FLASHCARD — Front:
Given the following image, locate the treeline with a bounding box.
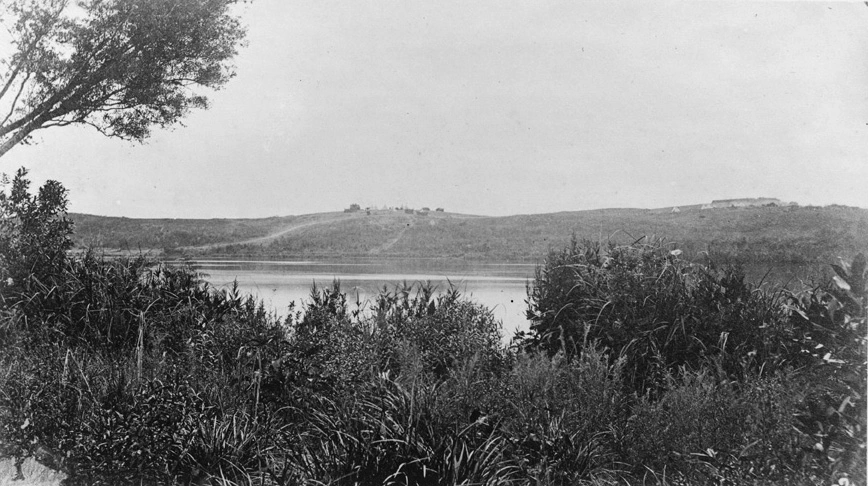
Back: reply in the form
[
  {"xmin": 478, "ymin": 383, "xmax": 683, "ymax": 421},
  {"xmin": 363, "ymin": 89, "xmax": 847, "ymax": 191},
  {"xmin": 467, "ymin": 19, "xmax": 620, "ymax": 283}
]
[{"xmin": 1, "ymin": 172, "xmax": 866, "ymax": 485}]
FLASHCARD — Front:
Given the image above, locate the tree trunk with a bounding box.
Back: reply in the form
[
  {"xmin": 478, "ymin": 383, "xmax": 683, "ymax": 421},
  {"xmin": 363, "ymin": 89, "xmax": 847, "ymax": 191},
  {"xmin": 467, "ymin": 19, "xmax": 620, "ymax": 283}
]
[{"xmin": 0, "ymin": 115, "xmax": 51, "ymax": 159}]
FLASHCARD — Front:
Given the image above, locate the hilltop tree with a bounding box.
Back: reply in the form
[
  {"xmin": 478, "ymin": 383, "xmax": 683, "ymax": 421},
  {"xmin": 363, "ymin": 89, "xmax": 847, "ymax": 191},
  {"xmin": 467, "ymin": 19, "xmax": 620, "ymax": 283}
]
[{"xmin": 0, "ymin": 0, "xmax": 247, "ymax": 159}]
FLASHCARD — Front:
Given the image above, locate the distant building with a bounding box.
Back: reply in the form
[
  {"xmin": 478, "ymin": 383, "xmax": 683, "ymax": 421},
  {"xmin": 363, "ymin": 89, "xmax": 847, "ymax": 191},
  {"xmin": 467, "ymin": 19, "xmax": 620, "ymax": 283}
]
[
  {"xmin": 344, "ymin": 203, "xmax": 361, "ymax": 213},
  {"xmin": 671, "ymin": 206, "xmax": 681, "ymax": 213},
  {"xmin": 710, "ymin": 198, "xmax": 781, "ymax": 209},
  {"xmin": 435, "ymin": 208, "xmax": 444, "ymax": 212},
  {"xmin": 421, "ymin": 207, "xmax": 430, "ymax": 212}
]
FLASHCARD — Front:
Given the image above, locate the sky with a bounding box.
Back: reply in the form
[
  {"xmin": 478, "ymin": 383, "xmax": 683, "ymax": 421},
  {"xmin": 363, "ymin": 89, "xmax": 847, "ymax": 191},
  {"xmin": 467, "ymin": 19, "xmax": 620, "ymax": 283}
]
[{"xmin": 3, "ymin": 0, "xmax": 867, "ymax": 218}]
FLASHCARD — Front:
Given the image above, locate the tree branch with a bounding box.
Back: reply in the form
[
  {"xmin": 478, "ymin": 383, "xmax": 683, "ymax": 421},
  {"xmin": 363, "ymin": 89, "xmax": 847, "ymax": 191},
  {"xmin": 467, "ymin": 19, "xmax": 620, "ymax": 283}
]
[
  {"xmin": 0, "ymin": 64, "xmax": 23, "ymax": 103},
  {"xmin": 0, "ymin": 0, "xmax": 245, "ymax": 160},
  {"xmin": 42, "ymin": 119, "xmax": 75, "ymax": 128},
  {"xmin": 0, "ymin": 110, "xmax": 55, "ymax": 158},
  {"xmin": 0, "ymin": 1, "xmax": 67, "ymax": 101},
  {"xmin": 0, "ymin": 59, "xmax": 107, "ymax": 139},
  {"xmin": 1, "ymin": 70, "xmax": 32, "ymax": 127}
]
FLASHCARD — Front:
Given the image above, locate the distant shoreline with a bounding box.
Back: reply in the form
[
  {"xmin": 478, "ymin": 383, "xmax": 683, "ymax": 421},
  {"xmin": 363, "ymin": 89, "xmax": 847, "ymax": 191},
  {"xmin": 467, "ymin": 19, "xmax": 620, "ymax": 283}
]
[{"xmin": 69, "ymin": 204, "xmax": 868, "ymax": 267}]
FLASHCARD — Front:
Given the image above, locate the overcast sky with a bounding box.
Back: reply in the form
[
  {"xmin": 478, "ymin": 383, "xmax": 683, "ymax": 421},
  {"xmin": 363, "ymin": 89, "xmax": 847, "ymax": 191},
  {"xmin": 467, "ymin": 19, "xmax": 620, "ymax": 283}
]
[{"xmin": 4, "ymin": 0, "xmax": 867, "ymax": 218}]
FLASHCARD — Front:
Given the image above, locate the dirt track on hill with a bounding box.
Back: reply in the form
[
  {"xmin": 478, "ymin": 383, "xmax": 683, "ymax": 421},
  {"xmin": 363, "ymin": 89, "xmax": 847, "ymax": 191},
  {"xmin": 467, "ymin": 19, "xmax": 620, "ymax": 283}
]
[{"xmin": 179, "ymin": 213, "xmax": 358, "ymax": 251}]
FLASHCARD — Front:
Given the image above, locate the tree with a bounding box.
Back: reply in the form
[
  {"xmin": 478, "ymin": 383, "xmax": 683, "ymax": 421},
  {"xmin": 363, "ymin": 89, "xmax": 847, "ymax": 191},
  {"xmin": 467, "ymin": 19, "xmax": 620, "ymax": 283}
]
[{"xmin": 0, "ymin": 0, "xmax": 247, "ymax": 159}]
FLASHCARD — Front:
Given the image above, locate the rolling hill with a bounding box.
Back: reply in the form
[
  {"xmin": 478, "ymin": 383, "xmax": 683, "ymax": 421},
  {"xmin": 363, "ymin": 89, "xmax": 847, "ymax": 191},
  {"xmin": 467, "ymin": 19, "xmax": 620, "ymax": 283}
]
[{"xmin": 69, "ymin": 204, "xmax": 868, "ymax": 264}]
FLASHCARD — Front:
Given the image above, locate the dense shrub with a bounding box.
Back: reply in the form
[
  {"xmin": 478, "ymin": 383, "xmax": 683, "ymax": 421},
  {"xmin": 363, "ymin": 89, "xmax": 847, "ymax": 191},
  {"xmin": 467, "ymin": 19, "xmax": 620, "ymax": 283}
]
[
  {"xmin": 0, "ymin": 168, "xmax": 74, "ymax": 303},
  {"xmin": 286, "ymin": 281, "xmax": 506, "ymax": 395},
  {"xmin": 522, "ymin": 237, "xmax": 788, "ymax": 394},
  {"xmin": 0, "ymin": 271, "xmax": 289, "ymax": 485},
  {"xmin": 372, "ymin": 282, "xmax": 505, "ymax": 380},
  {"xmin": 62, "ymin": 379, "xmax": 208, "ymax": 484},
  {"xmin": 281, "ymin": 374, "xmax": 520, "ymax": 486},
  {"xmin": 522, "ymin": 237, "xmax": 866, "ymax": 482},
  {"xmin": 500, "ymin": 347, "xmax": 626, "ymax": 484},
  {"xmin": 0, "ymin": 174, "xmax": 292, "ymax": 483},
  {"xmin": 0, "ymin": 342, "xmax": 77, "ymax": 476},
  {"xmin": 282, "ymin": 280, "xmax": 379, "ymax": 395},
  {"xmin": 737, "ymin": 373, "xmax": 812, "ymax": 480},
  {"xmin": 623, "ymin": 370, "xmax": 809, "ymax": 484},
  {"xmin": 781, "ymin": 254, "xmax": 867, "ymax": 479}
]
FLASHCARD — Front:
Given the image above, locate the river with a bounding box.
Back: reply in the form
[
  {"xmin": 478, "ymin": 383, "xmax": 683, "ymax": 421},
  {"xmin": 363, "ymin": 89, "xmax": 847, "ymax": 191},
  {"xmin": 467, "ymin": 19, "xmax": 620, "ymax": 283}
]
[
  {"xmin": 186, "ymin": 259, "xmax": 537, "ymax": 338},
  {"xmin": 185, "ymin": 258, "xmax": 829, "ymax": 340}
]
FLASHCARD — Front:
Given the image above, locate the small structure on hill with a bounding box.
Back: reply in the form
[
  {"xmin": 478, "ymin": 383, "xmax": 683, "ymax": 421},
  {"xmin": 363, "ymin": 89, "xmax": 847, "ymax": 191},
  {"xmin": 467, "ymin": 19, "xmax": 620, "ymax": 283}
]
[
  {"xmin": 435, "ymin": 207, "xmax": 444, "ymax": 212},
  {"xmin": 671, "ymin": 206, "xmax": 680, "ymax": 213},
  {"xmin": 344, "ymin": 203, "xmax": 361, "ymax": 213},
  {"xmin": 711, "ymin": 198, "xmax": 781, "ymax": 208}
]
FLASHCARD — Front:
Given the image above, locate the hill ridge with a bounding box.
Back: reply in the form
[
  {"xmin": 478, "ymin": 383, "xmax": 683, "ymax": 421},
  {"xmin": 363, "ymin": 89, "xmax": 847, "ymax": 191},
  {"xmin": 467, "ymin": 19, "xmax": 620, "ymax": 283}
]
[{"xmin": 69, "ymin": 204, "xmax": 868, "ymax": 264}]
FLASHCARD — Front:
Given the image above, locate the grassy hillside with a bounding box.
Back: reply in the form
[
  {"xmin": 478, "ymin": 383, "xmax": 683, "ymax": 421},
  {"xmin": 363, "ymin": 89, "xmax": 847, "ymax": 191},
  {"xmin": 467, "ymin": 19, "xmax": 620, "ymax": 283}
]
[
  {"xmin": 70, "ymin": 213, "xmax": 296, "ymax": 249},
  {"xmin": 70, "ymin": 204, "xmax": 868, "ymax": 264}
]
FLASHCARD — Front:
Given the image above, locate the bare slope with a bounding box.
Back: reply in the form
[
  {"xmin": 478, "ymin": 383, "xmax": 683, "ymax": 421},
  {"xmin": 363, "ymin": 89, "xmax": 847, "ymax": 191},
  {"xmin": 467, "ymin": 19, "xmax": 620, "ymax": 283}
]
[{"xmin": 70, "ymin": 205, "xmax": 868, "ymax": 263}]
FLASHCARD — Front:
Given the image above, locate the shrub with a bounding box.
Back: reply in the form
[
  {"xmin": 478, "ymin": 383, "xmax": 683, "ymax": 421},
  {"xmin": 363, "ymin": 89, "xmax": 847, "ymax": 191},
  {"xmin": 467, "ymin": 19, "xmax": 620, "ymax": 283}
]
[
  {"xmin": 523, "ymin": 238, "xmax": 867, "ymax": 483},
  {"xmin": 625, "ymin": 370, "xmax": 748, "ymax": 481},
  {"xmin": 372, "ymin": 282, "xmax": 505, "ymax": 381},
  {"xmin": 62, "ymin": 379, "xmax": 207, "ymax": 484},
  {"xmin": 501, "ymin": 346, "xmax": 626, "ymax": 484},
  {"xmin": 523, "ymin": 237, "xmax": 787, "ymax": 395},
  {"xmin": 185, "ymin": 409, "xmax": 279, "ymax": 485},
  {"xmin": 0, "ymin": 209, "xmax": 293, "ymax": 483},
  {"xmin": 782, "ymin": 253, "xmax": 867, "ymax": 479},
  {"xmin": 287, "ymin": 281, "xmax": 506, "ymax": 394},
  {"xmin": 282, "ymin": 374, "xmax": 520, "ymax": 486},
  {"xmin": 0, "ymin": 342, "xmax": 78, "ymax": 477},
  {"xmin": 737, "ymin": 372, "xmax": 812, "ymax": 480},
  {"xmin": 280, "ymin": 280, "xmax": 381, "ymax": 398},
  {"xmin": 623, "ymin": 369, "xmax": 811, "ymax": 484},
  {"xmin": 0, "ymin": 168, "xmax": 74, "ymax": 305}
]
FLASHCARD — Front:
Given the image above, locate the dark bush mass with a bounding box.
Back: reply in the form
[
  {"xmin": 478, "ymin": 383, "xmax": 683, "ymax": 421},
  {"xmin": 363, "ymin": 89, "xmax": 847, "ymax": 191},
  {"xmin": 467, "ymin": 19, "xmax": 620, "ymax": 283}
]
[{"xmin": 1, "ymin": 174, "xmax": 865, "ymax": 485}]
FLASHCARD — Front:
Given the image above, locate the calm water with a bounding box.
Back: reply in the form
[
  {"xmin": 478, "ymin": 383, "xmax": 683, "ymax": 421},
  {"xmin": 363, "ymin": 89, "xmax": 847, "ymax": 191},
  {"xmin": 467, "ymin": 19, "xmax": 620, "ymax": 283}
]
[
  {"xmin": 182, "ymin": 258, "xmax": 827, "ymax": 340},
  {"xmin": 185, "ymin": 259, "xmax": 537, "ymax": 337}
]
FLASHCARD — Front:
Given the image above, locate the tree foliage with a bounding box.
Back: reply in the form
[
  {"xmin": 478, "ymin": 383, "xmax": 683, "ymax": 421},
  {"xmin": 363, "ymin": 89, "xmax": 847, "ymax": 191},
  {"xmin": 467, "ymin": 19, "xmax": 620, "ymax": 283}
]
[{"xmin": 0, "ymin": 0, "xmax": 247, "ymax": 158}]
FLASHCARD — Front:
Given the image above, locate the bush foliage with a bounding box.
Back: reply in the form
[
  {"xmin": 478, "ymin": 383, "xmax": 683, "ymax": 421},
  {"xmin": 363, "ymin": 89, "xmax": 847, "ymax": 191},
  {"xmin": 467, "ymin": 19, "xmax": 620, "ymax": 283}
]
[{"xmin": 0, "ymin": 174, "xmax": 865, "ymax": 485}]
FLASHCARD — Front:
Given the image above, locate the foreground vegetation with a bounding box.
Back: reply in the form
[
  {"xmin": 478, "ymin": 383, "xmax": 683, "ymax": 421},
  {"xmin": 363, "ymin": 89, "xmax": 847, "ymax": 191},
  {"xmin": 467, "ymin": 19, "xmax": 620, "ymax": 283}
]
[{"xmin": 1, "ymin": 172, "xmax": 866, "ymax": 485}]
